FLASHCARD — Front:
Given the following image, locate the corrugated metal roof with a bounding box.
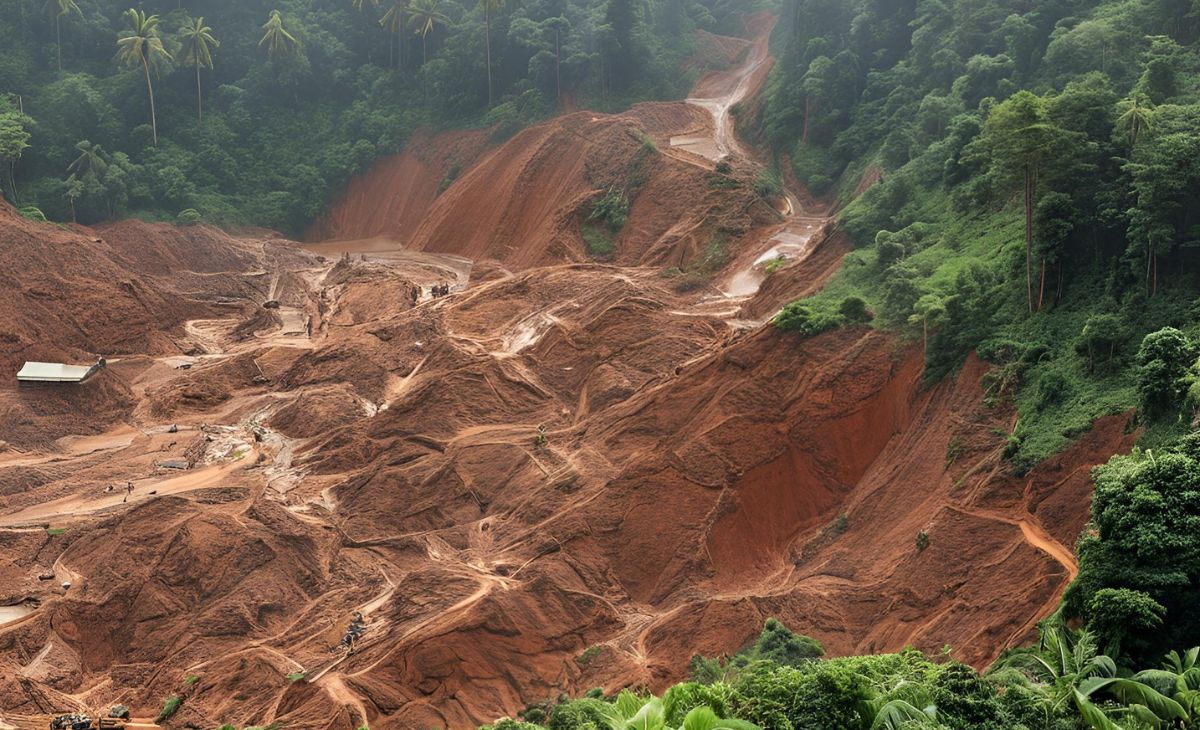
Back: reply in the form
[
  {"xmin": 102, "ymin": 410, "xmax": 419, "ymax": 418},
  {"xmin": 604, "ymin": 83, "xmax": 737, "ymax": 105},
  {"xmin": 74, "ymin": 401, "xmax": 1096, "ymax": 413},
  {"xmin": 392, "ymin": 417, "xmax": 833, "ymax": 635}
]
[{"xmin": 17, "ymin": 362, "xmax": 96, "ymax": 383}]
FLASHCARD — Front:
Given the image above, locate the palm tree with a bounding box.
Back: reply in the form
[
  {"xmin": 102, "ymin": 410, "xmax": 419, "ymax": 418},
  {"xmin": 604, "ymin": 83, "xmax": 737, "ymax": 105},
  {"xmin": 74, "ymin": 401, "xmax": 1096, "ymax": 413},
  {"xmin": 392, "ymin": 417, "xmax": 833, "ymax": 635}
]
[
  {"xmin": 178, "ymin": 17, "xmax": 219, "ymax": 122},
  {"xmin": 63, "ymin": 173, "xmax": 83, "ymax": 223},
  {"xmin": 380, "ymin": 0, "xmax": 410, "ymax": 69},
  {"xmin": 479, "ymin": 0, "xmax": 506, "ymax": 107},
  {"xmin": 45, "ymin": 0, "xmax": 81, "ymax": 72},
  {"xmin": 67, "ymin": 140, "xmax": 108, "ymax": 179},
  {"xmin": 1118, "ymin": 95, "xmax": 1153, "ymax": 148},
  {"xmin": 116, "ymin": 9, "xmax": 172, "ymax": 146},
  {"xmin": 992, "ymin": 625, "xmax": 1188, "ymax": 730},
  {"xmin": 408, "ymin": 0, "xmax": 448, "ymax": 66},
  {"xmin": 350, "ymin": 0, "xmax": 380, "ymax": 62},
  {"xmin": 259, "ymin": 10, "xmax": 300, "ymax": 61}
]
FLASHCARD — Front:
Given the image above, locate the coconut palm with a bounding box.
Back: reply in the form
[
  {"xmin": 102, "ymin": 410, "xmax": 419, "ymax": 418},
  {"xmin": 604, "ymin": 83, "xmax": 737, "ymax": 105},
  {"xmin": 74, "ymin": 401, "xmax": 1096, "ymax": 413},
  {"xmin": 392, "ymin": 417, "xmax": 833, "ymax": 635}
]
[
  {"xmin": 116, "ymin": 9, "xmax": 172, "ymax": 146},
  {"xmin": 259, "ymin": 10, "xmax": 300, "ymax": 61},
  {"xmin": 380, "ymin": 0, "xmax": 410, "ymax": 69},
  {"xmin": 67, "ymin": 140, "xmax": 108, "ymax": 179},
  {"xmin": 479, "ymin": 0, "xmax": 506, "ymax": 106},
  {"xmin": 1117, "ymin": 95, "xmax": 1153, "ymax": 148},
  {"xmin": 178, "ymin": 17, "xmax": 219, "ymax": 122},
  {"xmin": 46, "ymin": 0, "xmax": 81, "ymax": 71},
  {"xmin": 992, "ymin": 626, "xmax": 1188, "ymax": 730},
  {"xmin": 408, "ymin": 0, "xmax": 448, "ymax": 66}
]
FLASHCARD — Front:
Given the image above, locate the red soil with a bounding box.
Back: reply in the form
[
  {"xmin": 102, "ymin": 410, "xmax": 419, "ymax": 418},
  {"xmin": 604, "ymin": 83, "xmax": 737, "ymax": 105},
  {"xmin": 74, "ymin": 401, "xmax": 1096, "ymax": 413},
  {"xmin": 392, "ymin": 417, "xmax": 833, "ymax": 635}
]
[
  {"xmin": 0, "ymin": 16, "xmax": 1139, "ymax": 730},
  {"xmin": 306, "ymin": 130, "xmax": 489, "ymax": 244}
]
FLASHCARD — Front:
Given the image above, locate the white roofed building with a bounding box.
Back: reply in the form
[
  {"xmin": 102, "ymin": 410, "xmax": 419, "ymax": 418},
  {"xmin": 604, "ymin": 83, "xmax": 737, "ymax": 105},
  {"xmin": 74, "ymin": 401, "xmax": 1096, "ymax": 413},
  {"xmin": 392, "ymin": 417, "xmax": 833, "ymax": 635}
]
[{"xmin": 16, "ymin": 359, "xmax": 105, "ymax": 384}]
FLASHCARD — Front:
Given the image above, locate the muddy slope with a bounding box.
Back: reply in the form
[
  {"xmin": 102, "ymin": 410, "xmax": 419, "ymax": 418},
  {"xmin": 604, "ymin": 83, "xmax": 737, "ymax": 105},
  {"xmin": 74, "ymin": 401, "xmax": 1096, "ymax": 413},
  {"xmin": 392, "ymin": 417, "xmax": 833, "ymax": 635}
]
[{"xmin": 0, "ymin": 15, "xmax": 1135, "ymax": 730}]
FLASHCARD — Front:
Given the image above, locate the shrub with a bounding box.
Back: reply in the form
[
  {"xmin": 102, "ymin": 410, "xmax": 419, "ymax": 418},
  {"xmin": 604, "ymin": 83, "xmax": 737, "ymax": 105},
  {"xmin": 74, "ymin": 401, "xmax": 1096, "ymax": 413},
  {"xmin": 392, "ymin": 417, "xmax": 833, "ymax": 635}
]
[
  {"xmin": 547, "ymin": 698, "xmax": 610, "ymax": 730},
  {"xmin": 754, "ymin": 167, "xmax": 783, "ymax": 198},
  {"xmin": 586, "ymin": 187, "xmax": 629, "ymax": 232},
  {"xmin": 18, "ymin": 205, "xmax": 47, "ymax": 222},
  {"xmin": 774, "ymin": 302, "xmax": 841, "ymax": 336},
  {"xmin": 838, "ymin": 296, "xmax": 872, "ymax": 323},
  {"xmin": 576, "ymin": 645, "xmax": 603, "ymax": 666},
  {"xmin": 581, "ymin": 223, "xmax": 615, "ymax": 259},
  {"xmin": 156, "ymin": 696, "xmax": 182, "ymax": 722},
  {"xmin": 764, "ymin": 256, "xmax": 786, "ymax": 275},
  {"xmin": 176, "ymin": 208, "xmax": 202, "ymax": 225},
  {"xmin": 916, "ymin": 531, "xmax": 930, "ymax": 552}
]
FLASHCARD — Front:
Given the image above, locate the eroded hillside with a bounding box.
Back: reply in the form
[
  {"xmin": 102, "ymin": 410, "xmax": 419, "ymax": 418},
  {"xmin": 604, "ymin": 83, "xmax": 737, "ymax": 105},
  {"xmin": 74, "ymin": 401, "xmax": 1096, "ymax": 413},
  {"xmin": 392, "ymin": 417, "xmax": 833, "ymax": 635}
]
[{"xmin": 0, "ymin": 16, "xmax": 1130, "ymax": 730}]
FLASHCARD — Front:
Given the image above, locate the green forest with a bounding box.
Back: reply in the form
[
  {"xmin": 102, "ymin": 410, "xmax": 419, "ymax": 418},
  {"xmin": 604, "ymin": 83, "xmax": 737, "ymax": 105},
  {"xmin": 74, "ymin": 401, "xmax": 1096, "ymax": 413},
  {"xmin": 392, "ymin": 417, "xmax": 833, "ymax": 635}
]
[{"xmin": 0, "ymin": 0, "xmax": 748, "ymax": 232}]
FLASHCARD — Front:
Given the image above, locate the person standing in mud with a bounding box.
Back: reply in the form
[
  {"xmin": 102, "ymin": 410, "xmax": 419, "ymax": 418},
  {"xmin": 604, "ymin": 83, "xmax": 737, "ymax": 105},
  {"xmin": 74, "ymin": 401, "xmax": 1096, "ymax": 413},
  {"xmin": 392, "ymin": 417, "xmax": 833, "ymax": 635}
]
[{"xmin": 123, "ymin": 481, "xmax": 133, "ymax": 503}]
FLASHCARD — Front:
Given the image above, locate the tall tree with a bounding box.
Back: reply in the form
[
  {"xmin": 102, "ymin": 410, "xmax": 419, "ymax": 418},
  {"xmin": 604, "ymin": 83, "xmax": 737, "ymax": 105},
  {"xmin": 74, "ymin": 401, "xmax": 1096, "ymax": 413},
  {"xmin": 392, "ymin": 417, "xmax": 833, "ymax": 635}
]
[
  {"xmin": 45, "ymin": 0, "xmax": 81, "ymax": 72},
  {"xmin": 350, "ymin": 0, "xmax": 380, "ymax": 61},
  {"xmin": 479, "ymin": 0, "xmax": 506, "ymax": 107},
  {"xmin": 543, "ymin": 16, "xmax": 570, "ymax": 102},
  {"xmin": 380, "ymin": 0, "xmax": 410, "ymax": 69},
  {"xmin": 969, "ymin": 91, "xmax": 1068, "ymax": 312},
  {"xmin": 178, "ymin": 17, "xmax": 219, "ymax": 122},
  {"xmin": 408, "ymin": 0, "xmax": 448, "ymax": 67},
  {"xmin": 0, "ymin": 110, "xmax": 32, "ymax": 202},
  {"xmin": 259, "ymin": 9, "xmax": 300, "ymax": 61},
  {"xmin": 116, "ymin": 9, "xmax": 172, "ymax": 147}
]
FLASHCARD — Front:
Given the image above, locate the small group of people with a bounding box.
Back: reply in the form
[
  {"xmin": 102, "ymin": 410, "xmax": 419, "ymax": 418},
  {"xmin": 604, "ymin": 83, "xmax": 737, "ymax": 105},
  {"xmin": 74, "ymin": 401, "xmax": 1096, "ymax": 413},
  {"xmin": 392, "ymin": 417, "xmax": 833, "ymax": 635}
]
[
  {"xmin": 104, "ymin": 481, "xmax": 135, "ymax": 502},
  {"xmin": 430, "ymin": 283, "xmax": 451, "ymax": 298}
]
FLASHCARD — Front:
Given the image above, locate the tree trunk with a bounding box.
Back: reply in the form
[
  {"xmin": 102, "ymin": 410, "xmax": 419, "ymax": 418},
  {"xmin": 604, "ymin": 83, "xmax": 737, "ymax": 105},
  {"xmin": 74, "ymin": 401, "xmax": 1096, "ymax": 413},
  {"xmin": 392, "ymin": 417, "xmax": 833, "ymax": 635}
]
[
  {"xmin": 1037, "ymin": 257, "xmax": 1046, "ymax": 311},
  {"xmin": 56, "ymin": 14, "xmax": 62, "ymax": 71},
  {"xmin": 802, "ymin": 96, "xmax": 812, "ymax": 146},
  {"xmin": 1153, "ymin": 252, "xmax": 1158, "ymax": 296},
  {"xmin": 1146, "ymin": 239, "xmax": 1153, "ymax": 295},
  {"xmin": 1024, "ymin": 163, "xmax": 1034, "ymax": 313},
  {"xmin": 485, "ymin": 5, "xmax": 493, "ymax": 107},
  {"xmin": 196, "ymin": 64, "xmax": 203, "ymax": 121},
  {"xmin": 69, "ymin": 197, "xmax": 76, "ymax": 223},
  {"xmin": 140, "ymin": 57, "xmax": 159, "ymax": 146}
]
